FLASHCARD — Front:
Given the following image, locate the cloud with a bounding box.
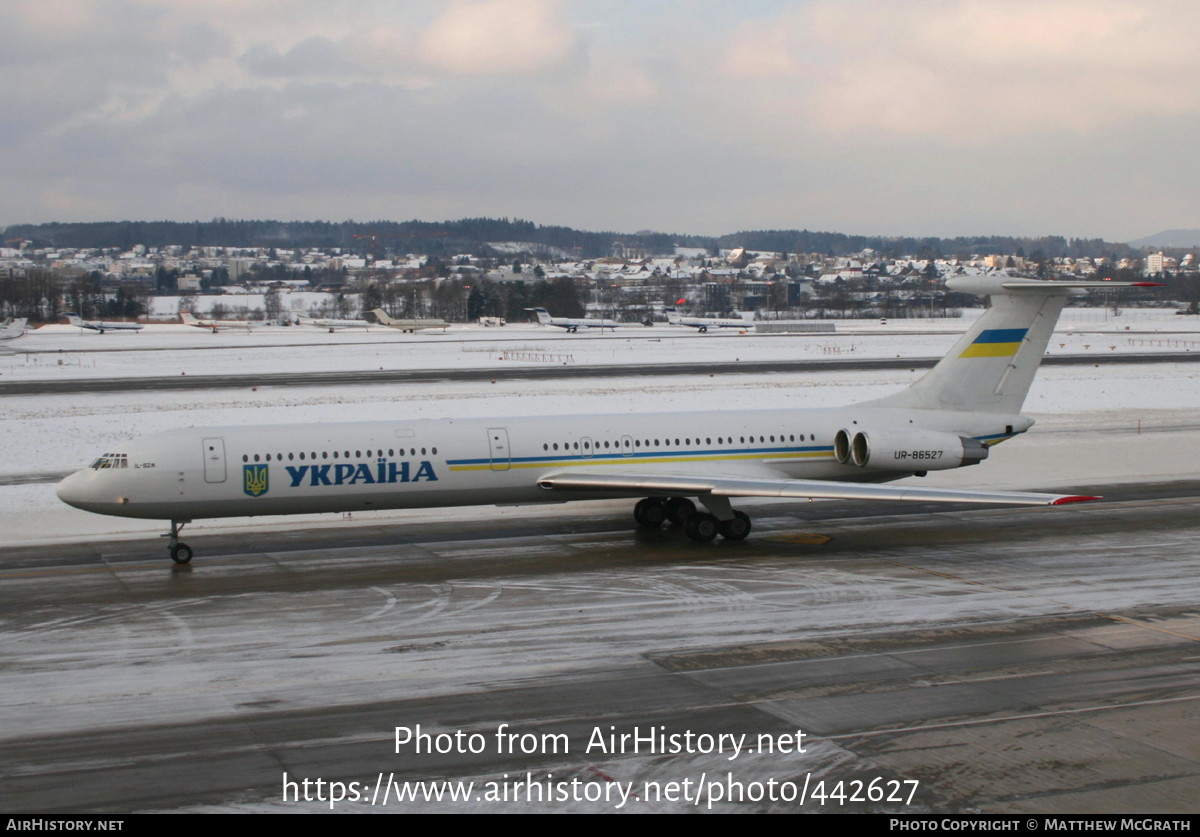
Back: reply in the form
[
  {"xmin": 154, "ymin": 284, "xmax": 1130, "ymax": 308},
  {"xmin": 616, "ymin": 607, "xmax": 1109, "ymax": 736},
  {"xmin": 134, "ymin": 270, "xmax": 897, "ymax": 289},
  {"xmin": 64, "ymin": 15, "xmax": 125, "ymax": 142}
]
[
  {"xmin": 716, "ymin": 0, "xmax": 1200, "ymax": 143},
  {"xmin": 417, "ymin": 0, "xmax": 580, "ymax": 76},
  {"xmin": 3, "ymin": 0, "xmax": 1200, "ymax": 240}
]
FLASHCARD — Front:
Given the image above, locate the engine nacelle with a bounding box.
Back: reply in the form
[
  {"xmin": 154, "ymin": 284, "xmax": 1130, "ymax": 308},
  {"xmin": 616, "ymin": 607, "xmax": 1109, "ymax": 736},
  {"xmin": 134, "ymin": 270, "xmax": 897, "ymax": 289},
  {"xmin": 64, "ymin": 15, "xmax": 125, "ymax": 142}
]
[{"xmin": 833, "ymin": 428, "xmax": 988, "ymax": 471}]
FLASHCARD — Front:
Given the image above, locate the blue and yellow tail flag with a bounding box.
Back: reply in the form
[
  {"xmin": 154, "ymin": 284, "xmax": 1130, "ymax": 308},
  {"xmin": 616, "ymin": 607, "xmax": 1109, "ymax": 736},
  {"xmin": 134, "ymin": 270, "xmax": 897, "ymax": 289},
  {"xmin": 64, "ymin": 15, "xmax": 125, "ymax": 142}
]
[
  {"xmin": 243, "ymin": 464, "xmax": 269, "ymax": 497},
  {"xmin": 959, "ymin": 328, "xmax": 1028, "ymax": 358}
]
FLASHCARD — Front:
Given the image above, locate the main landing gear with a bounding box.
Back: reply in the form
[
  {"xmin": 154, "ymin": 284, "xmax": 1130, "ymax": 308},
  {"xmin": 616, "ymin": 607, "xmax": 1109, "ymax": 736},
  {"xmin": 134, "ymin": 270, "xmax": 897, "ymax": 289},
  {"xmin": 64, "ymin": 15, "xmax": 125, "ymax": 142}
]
[
  {"xmin": 633, "ymin": 496, "xmax": 752, "ymax": 543},
  {"xmin": 162, "ymin": 519, "xmax": 193, "ymax": 565}
]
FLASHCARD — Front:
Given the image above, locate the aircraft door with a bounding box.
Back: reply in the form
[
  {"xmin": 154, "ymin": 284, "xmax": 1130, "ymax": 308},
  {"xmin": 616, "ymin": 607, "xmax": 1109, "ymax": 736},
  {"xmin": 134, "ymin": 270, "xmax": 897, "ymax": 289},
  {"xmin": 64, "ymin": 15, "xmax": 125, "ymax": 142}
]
[
  {"xmin": 487, "ymin": 428, "xmax": 510, "ymax": 471},
  {"xmin": 202, "ymin": 437, "xmax": 227, "ymax": 483},
  {"xmin": 580, "ymin": 437, "xmax": 594, "ymax": 459},
  {"xmin": 621, "ymin": 434, "xmax": 635, "ymax": 457}
]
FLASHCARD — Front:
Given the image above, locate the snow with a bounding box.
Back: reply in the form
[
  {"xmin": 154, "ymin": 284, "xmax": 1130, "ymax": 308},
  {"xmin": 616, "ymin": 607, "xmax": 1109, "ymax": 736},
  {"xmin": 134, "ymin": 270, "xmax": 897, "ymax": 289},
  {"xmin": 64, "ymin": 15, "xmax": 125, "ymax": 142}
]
[{"xmin": 6, "ymin": 308, "xmax": 1199, "ymax": 383}]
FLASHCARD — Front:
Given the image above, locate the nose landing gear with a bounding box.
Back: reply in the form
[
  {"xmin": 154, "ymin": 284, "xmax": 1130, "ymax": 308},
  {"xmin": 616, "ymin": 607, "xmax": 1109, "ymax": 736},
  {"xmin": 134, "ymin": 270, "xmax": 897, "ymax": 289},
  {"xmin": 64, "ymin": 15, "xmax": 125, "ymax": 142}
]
[{"xmin": 162, "ymin": 519, "xmax": 193, "ymax": 564}]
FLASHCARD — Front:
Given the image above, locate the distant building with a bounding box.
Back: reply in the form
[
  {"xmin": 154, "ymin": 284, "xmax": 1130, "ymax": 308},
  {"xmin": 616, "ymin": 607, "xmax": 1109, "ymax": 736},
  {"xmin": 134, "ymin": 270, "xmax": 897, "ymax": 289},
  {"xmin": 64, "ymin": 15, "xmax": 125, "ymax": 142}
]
[{"xmin": 1144, "ymin": 252, "xmax": 1165, "ymax": 276}]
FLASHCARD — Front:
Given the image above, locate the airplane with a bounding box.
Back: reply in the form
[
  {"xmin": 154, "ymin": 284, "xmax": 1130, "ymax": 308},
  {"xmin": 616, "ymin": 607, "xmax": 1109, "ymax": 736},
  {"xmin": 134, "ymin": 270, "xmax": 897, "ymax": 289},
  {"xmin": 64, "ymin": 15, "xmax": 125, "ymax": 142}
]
[
  {"xmin": 180, "ymin": 311, "xmax": 258, "ymax": 332},
  {"xmin": 62, "ymin": 313, "xmax": 143, "ymax": 333},
  {"xmin": 297, "ymin": 315, "xmax": 374, "ymax": 332},
  {"xmin": 368, "ymin": 309, "xmax": 450, "ymax": 332},
  {"xmin": 0, "ymin": 317, "xmax": 27, "ymax": 340},
  {"xmin": 526, "ymin": 307, "xmax": 644, "ymax": 332},
  {"xmin": 56, "ymin": 275, "xmax": 1154, "ymax": 565},
  {"xmin": 665, "ymin": 307, "xmax": 752, "ymax": 333}
]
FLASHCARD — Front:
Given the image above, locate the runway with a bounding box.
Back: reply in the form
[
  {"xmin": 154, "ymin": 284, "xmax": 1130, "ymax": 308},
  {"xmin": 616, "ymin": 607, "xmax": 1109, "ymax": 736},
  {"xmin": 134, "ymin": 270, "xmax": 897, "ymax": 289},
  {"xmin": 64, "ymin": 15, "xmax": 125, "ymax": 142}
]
[{"xmin": 2, "ymin": 480, "xmax": 1198, "ymax": 812}]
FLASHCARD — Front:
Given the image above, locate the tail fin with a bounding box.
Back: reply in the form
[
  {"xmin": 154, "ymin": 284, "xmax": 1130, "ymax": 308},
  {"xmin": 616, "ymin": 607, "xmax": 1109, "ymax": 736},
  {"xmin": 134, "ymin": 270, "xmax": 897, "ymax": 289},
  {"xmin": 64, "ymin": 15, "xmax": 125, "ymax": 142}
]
[
  {"xmin": 526, "ymin": 307, "xmax": 552, "ymax": 325},
  {"xmin": 664, "ymin": 307, "xmax": 681, "ymax": 324},
  {"xmin": 369, "ymin": 308, "xmax": 395, "ymax": 325},
  {"xmin": 866, "ymin": 276, "xmax": 1154, "ymax": 413},
  {"xmin": 63, "ymin": 313, "xmax": 83, "ymax": 327},
  {"xmin": 179, "ymin": 311, "xmax": 198, "ymax": 325}
]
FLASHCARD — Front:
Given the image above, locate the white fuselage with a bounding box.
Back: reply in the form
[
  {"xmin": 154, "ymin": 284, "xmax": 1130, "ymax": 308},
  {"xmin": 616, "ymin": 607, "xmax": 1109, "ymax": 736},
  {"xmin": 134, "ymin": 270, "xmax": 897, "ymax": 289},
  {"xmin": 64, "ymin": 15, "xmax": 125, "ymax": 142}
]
[{"xmin": 56, "ymin": 406, "xmax": 1027, "ymax": 522}]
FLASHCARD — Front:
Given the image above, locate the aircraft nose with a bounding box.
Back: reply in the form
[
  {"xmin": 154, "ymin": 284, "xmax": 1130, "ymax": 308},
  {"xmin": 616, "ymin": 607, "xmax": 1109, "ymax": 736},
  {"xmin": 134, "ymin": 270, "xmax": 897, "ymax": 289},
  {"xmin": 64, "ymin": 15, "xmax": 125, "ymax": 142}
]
[{"xmin": 56, "ymin": 470, "xmax": 101, "ymax": 511}]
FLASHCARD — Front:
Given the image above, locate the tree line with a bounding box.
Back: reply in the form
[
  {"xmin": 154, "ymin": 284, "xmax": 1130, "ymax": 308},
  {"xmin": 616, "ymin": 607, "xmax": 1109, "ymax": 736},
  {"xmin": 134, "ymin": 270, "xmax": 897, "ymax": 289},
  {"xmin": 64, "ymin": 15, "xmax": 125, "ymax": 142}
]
[{"xmin": 3, "ymin": 218, "xmax": 1139, "ymax": 262}]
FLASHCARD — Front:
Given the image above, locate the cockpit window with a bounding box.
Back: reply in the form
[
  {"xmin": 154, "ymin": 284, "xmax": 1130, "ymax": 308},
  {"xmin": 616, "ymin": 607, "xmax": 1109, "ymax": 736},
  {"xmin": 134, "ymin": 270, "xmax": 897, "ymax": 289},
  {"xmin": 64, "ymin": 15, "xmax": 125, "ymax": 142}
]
[{"xmin": 89, "ymin": 453, "xmax": 129, "ymax": 470}]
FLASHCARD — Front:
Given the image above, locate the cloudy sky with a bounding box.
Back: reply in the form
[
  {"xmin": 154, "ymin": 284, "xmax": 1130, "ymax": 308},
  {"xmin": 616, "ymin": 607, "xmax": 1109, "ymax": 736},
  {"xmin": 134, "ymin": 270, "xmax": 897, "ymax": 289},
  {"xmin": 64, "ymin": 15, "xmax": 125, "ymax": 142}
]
[{"xmin": 3, "ymin": 0, "xmax": 1198, "ymax": 241}]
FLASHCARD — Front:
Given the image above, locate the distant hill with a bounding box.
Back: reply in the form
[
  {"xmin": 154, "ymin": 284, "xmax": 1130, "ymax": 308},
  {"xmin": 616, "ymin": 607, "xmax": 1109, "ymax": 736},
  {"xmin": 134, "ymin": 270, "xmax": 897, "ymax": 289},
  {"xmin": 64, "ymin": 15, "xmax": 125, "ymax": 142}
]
[
  {"xmin": 1127, "ymin": 229, "xmax": 1200, "ymax": 249},
  {"xmin": 1, "ymin": 217, "xmax": 1138, "ymax": 261}
]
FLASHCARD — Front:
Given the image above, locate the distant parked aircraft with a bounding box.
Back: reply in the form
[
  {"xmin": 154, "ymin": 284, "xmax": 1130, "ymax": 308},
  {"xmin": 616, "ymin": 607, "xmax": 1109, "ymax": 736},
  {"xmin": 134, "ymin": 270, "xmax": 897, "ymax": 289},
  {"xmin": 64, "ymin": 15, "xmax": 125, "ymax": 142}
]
[
  {"xmin": 180, "ymin": 311, "xmax": 257, "ymax": 332},
  {"xmin": 664, "ymin": 307, "xmax": 751, "ymax": 333},
  {"xmin": 526, "ymin": 307, "xmax": 646, "ymax": 333},
  {"xmin": 62, "ymin": 313, "xmax": 143, "ymax": 333},
  {"xmin": 297, "ymin": 315, "xmax": 373, "ymax": 332},
  {"xmin": 368, "ymin": 309, "xmax": 450, "ymax": 332}
]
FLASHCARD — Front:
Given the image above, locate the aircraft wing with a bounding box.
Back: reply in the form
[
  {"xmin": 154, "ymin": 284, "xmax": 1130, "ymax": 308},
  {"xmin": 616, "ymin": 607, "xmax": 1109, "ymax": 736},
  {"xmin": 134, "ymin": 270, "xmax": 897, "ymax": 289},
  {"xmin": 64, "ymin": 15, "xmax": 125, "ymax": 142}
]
[{"xmin": 537, "ymin": 471, "xmax": 1098, "ymax": 506}]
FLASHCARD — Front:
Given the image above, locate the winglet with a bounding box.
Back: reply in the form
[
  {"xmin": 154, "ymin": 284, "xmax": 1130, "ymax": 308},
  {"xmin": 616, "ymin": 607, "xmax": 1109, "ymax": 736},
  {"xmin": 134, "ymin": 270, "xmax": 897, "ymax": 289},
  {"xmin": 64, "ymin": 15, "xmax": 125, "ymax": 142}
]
[{"xmin": 1049, "ymin": 495, "xmax": 1102, "ymax": 505}]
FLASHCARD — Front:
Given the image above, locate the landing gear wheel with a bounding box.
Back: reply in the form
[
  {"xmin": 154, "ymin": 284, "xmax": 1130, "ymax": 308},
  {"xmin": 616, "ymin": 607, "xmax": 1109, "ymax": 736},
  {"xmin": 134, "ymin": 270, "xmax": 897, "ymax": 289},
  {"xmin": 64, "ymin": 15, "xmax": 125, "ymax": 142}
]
[
  {"xmin": 665, "ymin": 497, "xmax": 696, "ymax": 525},
  {"xmin": 633, "ymin": 498, "xmax": 667, "ymax": 529},
  {"xmin": 163, "ymin": 519, "xmax": 193, "ymax": 564},
  {"xmin": 684, "ymin": 512, "xmax": 719, "ymax": 543},
  {"xmin": 719, "ymin": 511, "xmax": 752, "ymax": 541}
]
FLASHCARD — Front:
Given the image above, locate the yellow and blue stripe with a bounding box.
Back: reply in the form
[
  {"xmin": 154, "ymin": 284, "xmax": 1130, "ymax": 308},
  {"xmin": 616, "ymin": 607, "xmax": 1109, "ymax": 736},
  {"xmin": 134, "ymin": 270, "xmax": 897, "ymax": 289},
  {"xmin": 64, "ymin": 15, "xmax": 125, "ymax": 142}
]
[
  {"xmin": 447, "ymin": 444, "xmax": 835, "ymax": 472},
  {"xmin": 958, "ymin": 328, "xmax": 1028, "ymax": 358}
]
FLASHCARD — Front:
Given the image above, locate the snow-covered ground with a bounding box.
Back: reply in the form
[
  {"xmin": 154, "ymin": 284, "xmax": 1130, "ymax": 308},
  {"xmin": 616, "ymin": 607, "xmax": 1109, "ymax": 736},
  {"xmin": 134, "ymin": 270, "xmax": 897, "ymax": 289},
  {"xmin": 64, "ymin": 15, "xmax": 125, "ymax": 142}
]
[
  {"xmin": 2, "ymin": 308, "xmax": 1198, "ymax": 546},
  {"xmin": 5, "ymin": 308, "xmax": 1199, "ymax": 383}
]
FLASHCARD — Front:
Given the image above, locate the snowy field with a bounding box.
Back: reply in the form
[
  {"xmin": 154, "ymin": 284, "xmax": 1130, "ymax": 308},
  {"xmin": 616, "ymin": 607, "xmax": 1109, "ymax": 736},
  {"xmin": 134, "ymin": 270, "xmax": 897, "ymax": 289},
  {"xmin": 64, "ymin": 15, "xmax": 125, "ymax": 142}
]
[
  {"xmin": 2, "ymin": 309, "xmax": 1198, "ymax": 546},
  {"xmin": 4, "ymin": 307, "xmax": 1200, "ymax": 383}
]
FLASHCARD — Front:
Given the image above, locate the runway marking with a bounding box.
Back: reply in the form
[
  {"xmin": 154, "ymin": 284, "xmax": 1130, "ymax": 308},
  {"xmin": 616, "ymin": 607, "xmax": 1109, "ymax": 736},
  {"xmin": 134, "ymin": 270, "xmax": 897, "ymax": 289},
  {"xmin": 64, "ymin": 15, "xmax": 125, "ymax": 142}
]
[
  {"xmin": 1099, "ymin": 614, "xmax": 1200, "ymax": 643},
  {"xmin": 926, "ymin": 670, "xmax": 1056, "ymax": 686},
  {"xmin": 824, "ymin": 694, "xmax": 1200, "ymax": 741},
  {"xmin": 763, "ymin": 533, "xmax": 833, "ymax": 545}
]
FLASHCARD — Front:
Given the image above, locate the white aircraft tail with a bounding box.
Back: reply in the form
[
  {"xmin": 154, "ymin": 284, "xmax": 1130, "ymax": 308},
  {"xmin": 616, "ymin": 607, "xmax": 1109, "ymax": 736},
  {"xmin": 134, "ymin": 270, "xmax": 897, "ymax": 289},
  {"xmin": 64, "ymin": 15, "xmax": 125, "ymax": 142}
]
[
  {"xmin": 179, "ymin": 311, "xmax": 198, "ymax": 325},
  {"xmin": 866, "ymin": 276, "xmax": 1154, "ymax": 414},
  {"xmin": 526, "ymin": 307, "xmax": 553, "ymax": 325},
  {"xmin": 63, "ymin": 313, "xmax": 84, "ymax": 327},
  {"xmin": 664, "ymin": 307, "xmax": 681, "ymax": 324},
  {"xmin": 369, "ymin": 308, "xmax": 396, "ymax": 325}
]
